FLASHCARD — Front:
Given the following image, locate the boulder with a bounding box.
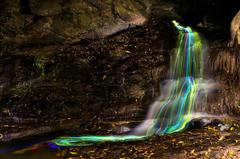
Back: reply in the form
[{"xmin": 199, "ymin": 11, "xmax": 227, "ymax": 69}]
[
  {"xmin": 1, "ymin": 0, "xmax": 150, "ymax": 52},
  {"xmin": 230, "ymin": 10, "xmax": 240, "ymax": 47}
]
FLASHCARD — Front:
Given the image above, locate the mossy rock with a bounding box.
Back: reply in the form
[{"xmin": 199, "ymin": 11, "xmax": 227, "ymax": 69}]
[{"xmin": 29, "ymin": 0, "xmax": 62, "ymax": 16}]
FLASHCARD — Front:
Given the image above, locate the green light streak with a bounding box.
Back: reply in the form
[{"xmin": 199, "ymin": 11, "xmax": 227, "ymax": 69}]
[
  {"xmin": 50, "ymin": 21, "xmax": 205, "ymax": 147},
  {"xmin": 52, "ymin": 135, "xmax": 147, "ymax": 147}
]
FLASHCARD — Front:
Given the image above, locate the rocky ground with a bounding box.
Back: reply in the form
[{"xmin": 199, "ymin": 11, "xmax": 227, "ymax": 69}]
[
  {"xmin": 48, "ymin": 123, "xmax": 240, "ymax": 159},
  {"xmin": 1, "ymin": 119, "xmax": 240, "ymax": 159}
]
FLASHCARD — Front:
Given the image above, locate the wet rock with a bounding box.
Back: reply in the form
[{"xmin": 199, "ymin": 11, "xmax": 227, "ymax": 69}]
[
  {"xmin": 1, "ymin": 0, "xmax": 149, "ymax": 51},
  {"xmin": 114, "ymin": 125, "xmax": 130, "ymax": 134},
  {"xmin": 207, "ymin": 49, "xmax": 240, "ymax": 79},
  {"xmin": 29, "ymin": 0, "xmax": 62, "ymax": 16},
  {"xmin": 0, "ymin": 84, "xmax": 4, "ymax": 100},
  {"xmin": 230, "ymin": 10, "xmax": 240, "ymax": 47},
  {"xmin": 218, "ymin": 123, "xmax": 230, "ymax": 131},
  {"xmin": 128, "ymin": 84, "xmax": 145, "ymax": 99}
]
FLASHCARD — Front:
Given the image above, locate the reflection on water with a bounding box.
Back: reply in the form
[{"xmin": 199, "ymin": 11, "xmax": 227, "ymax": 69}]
[
  {"xmin": 0, "ymin": 147, "xmax": 56, "ymax": 159},
  {"xmin": 0, "ymin": 135, "xmax": 57, "ymax": 159}
]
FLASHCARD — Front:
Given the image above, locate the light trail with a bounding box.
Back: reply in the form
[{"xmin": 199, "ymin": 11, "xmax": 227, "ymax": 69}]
[{"xmin": 50, "ymin": 20, "xmax": 210, "ymax": 147}]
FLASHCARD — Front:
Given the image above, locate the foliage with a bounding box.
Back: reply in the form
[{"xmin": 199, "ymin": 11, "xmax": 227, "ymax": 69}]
[
  {"xmin": 34, "ymin": 56, "xmax": 49, "ymax": 77},
  {"xmin": 11, "ymin": 82, "xmax": 32, "ymax": 98}
]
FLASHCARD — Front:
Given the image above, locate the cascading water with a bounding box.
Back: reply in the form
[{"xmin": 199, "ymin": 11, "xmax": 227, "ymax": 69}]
[{"xmin": 49, "ymin": 21, "xmax": 216, "ymax": 147}]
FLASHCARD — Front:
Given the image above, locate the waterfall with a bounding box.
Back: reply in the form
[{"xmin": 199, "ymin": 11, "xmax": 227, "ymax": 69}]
[{"xmin": 49, "ymin": 21, "xmax": 217, "ymax": 147}]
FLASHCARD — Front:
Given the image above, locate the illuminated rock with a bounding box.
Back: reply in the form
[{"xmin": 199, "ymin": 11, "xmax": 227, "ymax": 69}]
[{"xmin": 230, "ymin": 10, "xmax": 240, "ymax": 47}]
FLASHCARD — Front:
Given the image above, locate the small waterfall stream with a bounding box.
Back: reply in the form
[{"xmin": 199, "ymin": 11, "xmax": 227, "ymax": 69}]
[{"xmin": 49, "ymin": 21, "xmax": 218, "ymax": 147}]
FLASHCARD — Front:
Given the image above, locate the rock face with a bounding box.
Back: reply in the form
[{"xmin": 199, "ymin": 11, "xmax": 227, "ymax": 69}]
[
  {"xmin": 230, "ymin": 10, "xmax": 240, "ymax": 47},
  {"xmin": 0, "ymin": 9, "xmax": 173, "ymax": 139},
  {"xmin": 1, "ymin": 0, "xmax": 149, "ymax": 53},
  {"xmin": 1, "ymin": 0, "xmax": 240, "ymax": 141}
]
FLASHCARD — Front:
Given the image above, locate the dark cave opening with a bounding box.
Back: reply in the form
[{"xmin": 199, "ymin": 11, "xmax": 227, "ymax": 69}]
[
  {"xmin": 19, "ymin": 0, "xmax": 31, "ymax": 14},
  {"xmin": 169, "ymin": 0, "xmax": 240, "ymax": 40}
]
